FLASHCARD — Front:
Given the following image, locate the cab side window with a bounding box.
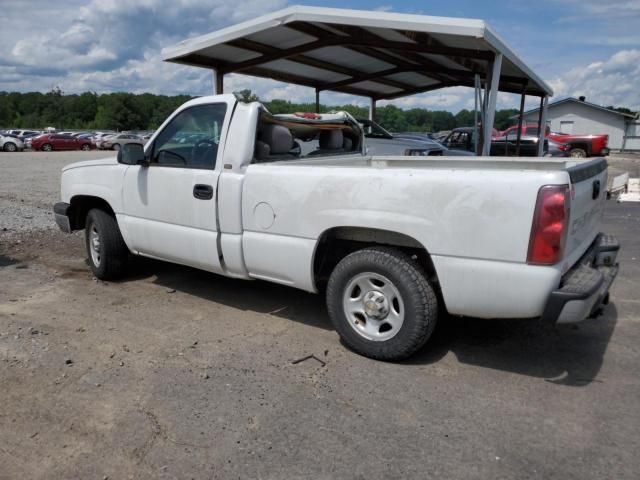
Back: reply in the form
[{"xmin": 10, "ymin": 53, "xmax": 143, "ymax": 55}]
[{"xmin": 151, "ymin": 104, "xmax": 227, "ymax": 169}]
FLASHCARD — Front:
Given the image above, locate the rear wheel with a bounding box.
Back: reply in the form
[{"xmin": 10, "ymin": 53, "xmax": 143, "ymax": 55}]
[
  {"xmin": 85, "ymin": 209, "xmax": 129, "ymax": 280},
  {"xmin": 42, "ymin": 143, "xmax": 53, "ymax": 152},
  {"xmin": 569, "ymin": 147, "xmax": 587, "ymax": 158},
  {"xmin": 112, "ymin": 143, "xmax": 121, "ymax": 151},
  {"xmin": 3, "ymin": 142, "xmax": 17, "ymax": 152},
  {"xmin": 80, "ymin": 143, "xmax": 91, "ymax": 151},
  {"xmin": 326, "ymin": 247, "xmax": 438, "ymax": 360}
]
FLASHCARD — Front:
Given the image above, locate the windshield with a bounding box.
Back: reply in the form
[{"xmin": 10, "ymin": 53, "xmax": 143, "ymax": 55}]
[{"xmin": 357, "ymin": 119, "xmax": 393, "ymax": 139}]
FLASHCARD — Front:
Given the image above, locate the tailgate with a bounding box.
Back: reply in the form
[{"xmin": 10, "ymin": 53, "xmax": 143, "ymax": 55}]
[{"xmin": 565, "ymin": 159, "xmax": 608, "ymax": 262}]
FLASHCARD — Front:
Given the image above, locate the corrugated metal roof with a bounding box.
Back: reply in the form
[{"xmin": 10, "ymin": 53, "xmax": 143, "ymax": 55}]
[{"xmin": 162, "ymin": 5, "xmax": 553, "ymax": 99}]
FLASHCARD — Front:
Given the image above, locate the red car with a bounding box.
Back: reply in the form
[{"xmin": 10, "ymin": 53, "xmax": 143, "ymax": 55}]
[
  {"xmin": 500, "ymin": 124, "xmax": 609, "ymax": 158},
  {"xmin": 30, "ymin": 133, "xmax": 94, "ymax": 152}
]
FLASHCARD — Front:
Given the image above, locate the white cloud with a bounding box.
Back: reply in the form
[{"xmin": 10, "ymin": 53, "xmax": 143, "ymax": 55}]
[
  {"xmin": 378, "ymin": 87, "xmax": 468, "ymax": 109},
  {"xmin": 0, "ymin": 0, "xmax": 288, "ymax": 94},
  {"xmin": 548, "ymin": 49, "xmax": 640, "ymax": 110}
]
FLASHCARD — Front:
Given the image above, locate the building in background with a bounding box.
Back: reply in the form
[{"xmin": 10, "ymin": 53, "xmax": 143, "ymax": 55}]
[{"xmin": 521, "ymin": 97, "xmax": 639, "ymax": 151}]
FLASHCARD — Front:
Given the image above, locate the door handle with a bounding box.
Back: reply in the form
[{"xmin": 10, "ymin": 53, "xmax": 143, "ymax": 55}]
[{"xmin": 193, "ymin": 184, "xmax": 213, "ymax": 200}]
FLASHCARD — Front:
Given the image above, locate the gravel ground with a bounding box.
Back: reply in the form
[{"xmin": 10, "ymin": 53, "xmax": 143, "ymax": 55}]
[
  {"xmin": 1, "ymin": 150, "xmax": 639, "ymax": 479},
  {"xmin": 0, "ymin": 150, "xmax": 114, "ymax": 238}
]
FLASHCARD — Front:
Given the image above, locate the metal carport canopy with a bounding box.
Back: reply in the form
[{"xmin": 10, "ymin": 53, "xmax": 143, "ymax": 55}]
[{"xmin": 161, "ymin": 5, "xmax": 553, "ymax": 100}]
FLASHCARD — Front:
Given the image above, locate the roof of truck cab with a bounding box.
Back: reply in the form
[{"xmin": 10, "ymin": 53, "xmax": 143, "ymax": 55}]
[{"xmin": 162, "ymin": 5, "xmax": 553, "ymax": 99}]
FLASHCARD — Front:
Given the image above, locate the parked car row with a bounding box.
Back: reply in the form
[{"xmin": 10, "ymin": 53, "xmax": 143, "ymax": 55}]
[
  {"xmin": 0, "ymin": 129, "xmax": 152, "ymax": 152},
  {"xmin": 2, "ymin": 122, "xmax": 601, "ymax": 159}
]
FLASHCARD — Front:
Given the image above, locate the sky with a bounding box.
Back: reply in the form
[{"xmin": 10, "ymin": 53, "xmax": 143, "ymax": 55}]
[{"xmin": 1, "ymin": 0, "xmax": 639, "ymax": 113}]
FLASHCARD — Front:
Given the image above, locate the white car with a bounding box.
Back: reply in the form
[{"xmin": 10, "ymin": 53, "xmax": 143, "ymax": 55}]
[
  {"xmin": 99, "ymin": 134, "xmax": 144, "ymax": 151},
  {"xmin": 91, "ymin": 132, "xmax": 115, "ymax": 149},
  {"xmin": 53, "ymin": 95, "xmax": 619, "ymax": 360},
  {"xmin": 0, "ymin": 134, "xmax": 24, "ymax": 152}
]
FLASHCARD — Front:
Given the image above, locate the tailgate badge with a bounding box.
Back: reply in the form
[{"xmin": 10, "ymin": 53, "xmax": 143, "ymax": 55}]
[{"xmin": 592, "ymin": 180, "xmax": 601, "ymax": 199}]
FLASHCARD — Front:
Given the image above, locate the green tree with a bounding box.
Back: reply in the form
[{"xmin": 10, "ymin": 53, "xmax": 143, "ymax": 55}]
[
  {"xmin": 234, "ymin": 89, "xmax": 260, "ymax": 102},
  {"xmin": 494, "ymin": 108, "xmax": 519, "ymax": 130},
  {"xmin": 454, "ymin": 109, "xmax": 475, "ymax": 128}
]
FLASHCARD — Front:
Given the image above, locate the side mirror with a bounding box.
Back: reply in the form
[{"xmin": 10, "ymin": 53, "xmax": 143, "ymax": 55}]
[{"xmin": 117, "ymin": 143, "xmax": 148, "ymax": 166}]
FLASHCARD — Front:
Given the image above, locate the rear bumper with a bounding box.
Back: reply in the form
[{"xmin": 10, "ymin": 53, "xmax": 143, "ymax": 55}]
[
  {"xmin": 53, "ymin": 202, "xmax": 72, "ymax": 233},
  {"xmin": 542, "ymin": 234, "xmax": 619, "ymax": 324}
]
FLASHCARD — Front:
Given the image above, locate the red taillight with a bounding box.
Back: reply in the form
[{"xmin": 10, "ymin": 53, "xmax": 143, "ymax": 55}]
[
  {"xmin": 527, "ymin": 185, "xmax": 570, "ymax": 265},
  {"xmin": 559, "ymin": 144, "xmax": 569, "ymax": 151}
]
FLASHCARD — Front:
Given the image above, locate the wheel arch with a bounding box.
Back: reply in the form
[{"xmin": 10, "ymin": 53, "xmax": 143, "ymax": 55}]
[
  {"xmin": 312, "ymin": 226, "xmax": 442, "ymax": 297},
  {"xmin": 68, "ymin": 195, "xmax": 116, "ymax": 231},
  {"xmin": 568, "ymin": 142, "xmax": 591, "ymax": 156}
]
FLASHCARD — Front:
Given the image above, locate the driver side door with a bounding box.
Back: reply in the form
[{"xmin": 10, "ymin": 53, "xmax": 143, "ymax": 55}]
[{"xmin": 120, "ymin": 102, "xmax": 229, "ymax": 273}]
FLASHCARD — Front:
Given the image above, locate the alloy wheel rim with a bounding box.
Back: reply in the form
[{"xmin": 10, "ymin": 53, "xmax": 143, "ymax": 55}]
[
  {"xmin": 342, "ymin": 272, "xmax": 404, "ymax": 341},
  {"xmin": 89, "ymin": 225, "xmax": 101, "ymax": 267}
]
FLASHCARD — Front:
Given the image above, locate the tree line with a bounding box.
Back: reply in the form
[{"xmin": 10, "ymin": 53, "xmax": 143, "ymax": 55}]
[
  {"xmin": 4, "ymin": 88, "xmax": 633, "ymax": 133},
  {"xmin": 0, "ymin": 88, "xmax": 192, "ymax": 132}
]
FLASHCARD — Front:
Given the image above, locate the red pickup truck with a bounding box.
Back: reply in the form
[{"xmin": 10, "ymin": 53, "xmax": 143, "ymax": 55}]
[{"xmin": 500, "ymin": 125, "xmax": 609, "ymax": 158}]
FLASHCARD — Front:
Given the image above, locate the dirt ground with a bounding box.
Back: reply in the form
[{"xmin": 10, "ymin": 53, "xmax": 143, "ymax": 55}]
[{"xmin": 1, "ymin": 151, "xmax": 639, "ymax": 479}]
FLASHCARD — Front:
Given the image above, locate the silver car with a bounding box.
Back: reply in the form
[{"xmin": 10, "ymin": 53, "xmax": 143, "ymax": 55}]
[{"xmin": 99, "ymin": 134, "xmax": 145, "ymax": 151}]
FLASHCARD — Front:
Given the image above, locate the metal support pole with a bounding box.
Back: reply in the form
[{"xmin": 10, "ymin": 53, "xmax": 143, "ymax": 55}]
[
  {"xmin": 369, "ymin": 98, "xmax": 376, "ymax": 122},
  {"xmin": 536, "ymin": 96, "xmax": 548, "ymax": 157},
  {"xmin": 474, "ymin": 74, "xmax": 480, "ymax": 155},
  {"xmin": 515, "ymin": 85, "xmax": 527, "ymax": 156},
  {"xmin": 213, "ymin": 70, "xmax": 223, "ymax": 95},
  {"xmin": 482, "ymin": 53, "xmax": 503, "ymax": 156},
  {"xmin": 477, "ymin": 81, "xmax": 487, "ymax": 155},
  {"xmin": 536, "ymin": 96, "xmax": 544, "ymax": 138},
  {"xmin": 315, "ymin": 89, "xmax": 320, "ymax": 113}
]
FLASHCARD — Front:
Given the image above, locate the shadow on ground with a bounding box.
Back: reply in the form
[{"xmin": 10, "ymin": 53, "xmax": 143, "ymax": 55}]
[
  {"xmin": 129, "ymin": 256, "xmax": 331, "ymax": 331},
  {"xmin": 121, "ymin": 255, "xmax": 617, "ymax": 387},
  {"xmin": 0, "ymin": 254, "xmax": 19, "ymax": 267},
  {"xmin": 408, "ymin": 306, "xmax": 617, "ymax": 387}
]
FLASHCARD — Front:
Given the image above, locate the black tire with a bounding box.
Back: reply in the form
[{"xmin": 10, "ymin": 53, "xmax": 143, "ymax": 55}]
[
  {"xmin": 112, "ymin": 143, "xmax": 121, "ymax": 151},
  {"xmin": 42, "ymin": 143, "xmax": 53, "ymax": 152},
  {"xmin": 569, "ymin": 147, "xmax": 587, "ymax": 158},
  {"xmin": 80, "ymin": 144, "xmax": 91, "ymax": 151},
  {"xmin": 3, "ymin": 142, "xmax": 17, "ymax": 152},
  {"xmin": 85, "ymin": 208, "xmax": 129, "ymax": 280},
  {"xmin": 326, "ymin": 247, "xmax": 438, "ymax": 361}
]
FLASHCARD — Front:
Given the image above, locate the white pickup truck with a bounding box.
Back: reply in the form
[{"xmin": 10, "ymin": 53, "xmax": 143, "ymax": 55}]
[{"xmin": 54, "ymin": 94, "xmax": 619, "ymax": 360}]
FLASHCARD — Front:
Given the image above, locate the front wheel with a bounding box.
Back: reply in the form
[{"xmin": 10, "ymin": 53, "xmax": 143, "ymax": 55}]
[
  {"xmin": 85, "ymin": 209, "xmax": 129, "ymax": 280},
  {"xmin": 3, "ymin": 142, "xmax": 17, "ymax": 152},
  {"xmin": 326, "ymin": 247, "xmax": 438, "ymax": 361},
  {"xmin": 112, "ymin": 143, "xmax": 121, "ymax": 151},
  {"xmin": 41, "ymin": 143, "xmax": 53, "ymax": 152},
  {"xmin": 80, "ymin": 144, "xmax": 91, "ymax": 151}
]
